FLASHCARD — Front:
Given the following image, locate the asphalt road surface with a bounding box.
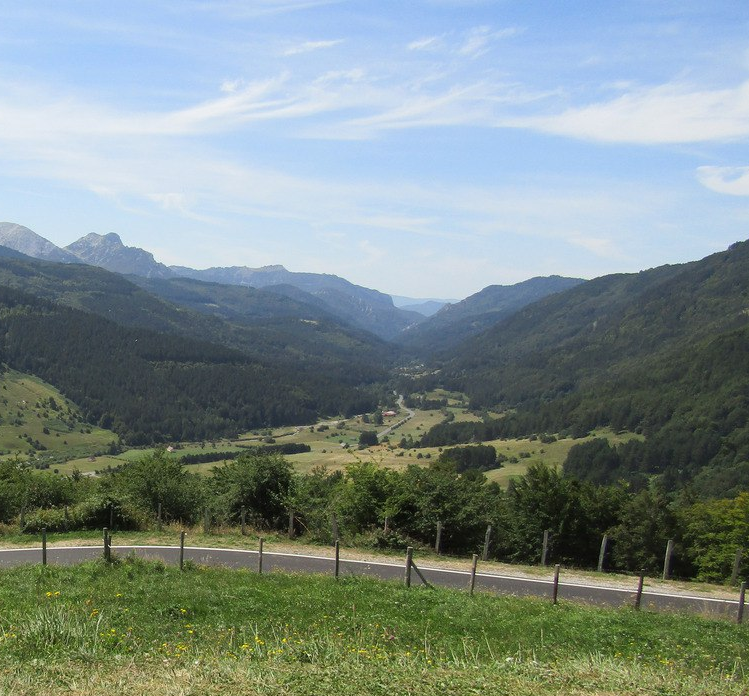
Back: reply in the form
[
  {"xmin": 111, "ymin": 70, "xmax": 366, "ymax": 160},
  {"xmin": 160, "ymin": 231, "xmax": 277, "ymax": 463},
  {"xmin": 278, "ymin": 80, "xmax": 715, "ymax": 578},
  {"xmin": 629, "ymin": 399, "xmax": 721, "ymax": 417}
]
[{"xmin": 0, "ymin": 544, "xmax": 742, "ymax": 620}]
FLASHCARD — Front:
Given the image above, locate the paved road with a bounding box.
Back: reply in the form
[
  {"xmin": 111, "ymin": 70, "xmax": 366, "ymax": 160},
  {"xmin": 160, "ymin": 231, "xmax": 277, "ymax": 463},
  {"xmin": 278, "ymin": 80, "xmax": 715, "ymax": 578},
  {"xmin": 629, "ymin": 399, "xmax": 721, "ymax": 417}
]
[
  {"xmin": 0, "ymin": 544, "xmax": 741, "ymax": 620},
  {"xmin": 378, "ymin": 395, "xmax": 415, "ymax": 439}
]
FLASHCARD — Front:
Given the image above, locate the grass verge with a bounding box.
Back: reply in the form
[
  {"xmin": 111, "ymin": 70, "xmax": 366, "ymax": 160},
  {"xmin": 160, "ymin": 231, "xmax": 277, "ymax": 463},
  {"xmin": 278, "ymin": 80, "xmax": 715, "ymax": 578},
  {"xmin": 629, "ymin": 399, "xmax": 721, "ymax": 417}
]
[{"xmin": 0, "ymin": 557, "xmax": 746, "ymax": 694}]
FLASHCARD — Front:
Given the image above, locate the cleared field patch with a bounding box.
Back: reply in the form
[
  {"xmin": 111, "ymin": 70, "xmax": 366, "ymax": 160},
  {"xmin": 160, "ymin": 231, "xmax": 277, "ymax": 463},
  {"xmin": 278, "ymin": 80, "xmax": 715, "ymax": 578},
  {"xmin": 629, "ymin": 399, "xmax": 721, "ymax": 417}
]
[
  {"xmin": 485, "ymin": 428, "xmax": 645, "ymax": 487},
  {"xmin": 0, "ymin": 370, "xmax": 116, "ymax": 464}
]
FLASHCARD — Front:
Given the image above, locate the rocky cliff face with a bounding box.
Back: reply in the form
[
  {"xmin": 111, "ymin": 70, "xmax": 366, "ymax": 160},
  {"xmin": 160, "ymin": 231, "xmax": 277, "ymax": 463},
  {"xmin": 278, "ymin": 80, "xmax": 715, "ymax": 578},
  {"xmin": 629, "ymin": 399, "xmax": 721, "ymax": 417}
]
[{"xmin": 65, "ymin": 233, "xmax": 174, "ymax": 278}]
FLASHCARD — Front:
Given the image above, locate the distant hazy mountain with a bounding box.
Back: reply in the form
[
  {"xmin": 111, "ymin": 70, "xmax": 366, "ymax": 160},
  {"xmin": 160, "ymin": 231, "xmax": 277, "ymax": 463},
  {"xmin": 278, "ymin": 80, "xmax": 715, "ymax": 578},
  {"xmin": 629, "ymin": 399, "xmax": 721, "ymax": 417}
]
[
  {"xmin": 66, "ymin": 232, "xmax": 173, "ymax": 279},
  {"xmin": 397, "ymin": 276, "xmax": 586, "ymax": 355},
  {"xmin": 0, "ymin": 222, "xmax": 80, "ymax": 263},
  {"xmin": 170, "ymin": 265, "xmax": 424, "ymax": 340},
  {"xmin": 0, "ymin": 223, "xmax": 423, "ymax": 339},
  {"xmin": 390, "ymin": 295, "xmax": 456, "ymax": 317}
]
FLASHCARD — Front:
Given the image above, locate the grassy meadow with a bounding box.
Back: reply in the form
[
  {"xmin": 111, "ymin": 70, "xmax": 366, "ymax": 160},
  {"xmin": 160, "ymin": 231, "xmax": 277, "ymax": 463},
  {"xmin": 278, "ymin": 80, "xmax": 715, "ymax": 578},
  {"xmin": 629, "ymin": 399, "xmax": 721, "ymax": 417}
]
[
  {"xmin": 0, "ymin": 370, "xmax": 116, "ymax": 465},
  {"xmin": 1, "ymin": 368, "xmax": 643, "ymax": 490},
  {"xmin": 0, "ymin": 556, "xmax": 745, "ymax": 695}
]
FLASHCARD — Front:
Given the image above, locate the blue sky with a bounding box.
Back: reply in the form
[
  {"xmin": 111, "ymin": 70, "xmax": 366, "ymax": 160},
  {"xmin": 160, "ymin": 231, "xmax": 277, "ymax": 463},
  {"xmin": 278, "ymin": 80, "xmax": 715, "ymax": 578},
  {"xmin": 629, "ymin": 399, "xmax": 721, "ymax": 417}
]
[{"xmin": 0, "ymin": 1, "xmax": 748, "ymax": 299}]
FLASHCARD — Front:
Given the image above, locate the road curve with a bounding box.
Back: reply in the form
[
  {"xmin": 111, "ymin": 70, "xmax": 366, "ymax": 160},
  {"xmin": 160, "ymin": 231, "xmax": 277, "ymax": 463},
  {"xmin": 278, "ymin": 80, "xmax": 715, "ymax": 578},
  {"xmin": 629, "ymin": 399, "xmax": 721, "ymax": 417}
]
[
  {"xmin": 0, "ymin": 544, "xmax": 742, "ymax": 620},
  {"xmin": 378, "ymin": 395, "xmax": 415, "ymax": 439}
]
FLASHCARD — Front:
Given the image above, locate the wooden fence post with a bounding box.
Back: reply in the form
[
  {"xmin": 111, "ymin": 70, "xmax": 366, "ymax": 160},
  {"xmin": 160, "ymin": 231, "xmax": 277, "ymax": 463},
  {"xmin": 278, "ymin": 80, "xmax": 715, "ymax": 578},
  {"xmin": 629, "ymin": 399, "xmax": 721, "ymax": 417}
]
[
  {"xmin": 288, "ymin": 510, "xmax": 295, "ymax": 539},
  {"xmin": 42, "ymin": 528, "xmax": 47, "ymax": 567},
  {"xmin": 384, "ymin": 516, "xmax": 389, "ymax": 534},
  {"xmin": 19, "ymin": 507, "xmax": 25, "ymax": 532},
  {"xmin": 240, "ymin": 506, "xmax": 247, "ymax": 536},
  {"xmin": 597, "ymin": 534, "xmax": 608, "ymax": 573},
  {"xmin": 331, "ymin": 513, "xmax": 339, "ymax": 544},
  {"xmin": 634, "ymin": 569, "xmax": 645, "ymax": 610},
  {"xmin": 552, "ymin": 564, "xmax": 560, "ymax": 605},
  {"xmin": 435, "ymin": 521, "xmax": 443, "ymax": 555},
  {"xmin": 731, "ymin": 548, "xmax": 743, "ymax": 586},
  {"xmin": 258, "ymin": 537, "xmax": 264, "ymax": 575},
  {"xmin": 405, "ymin": 546, "xmax": 413, "ymax": 588},
  {"xmin": 541, "ymin": 530, "xmax": 550, "ymax": 566},
  {"xmin": 103, "ymin": 528, "xmax": 110, "ymax": 563},
  {"xmin": 469, "ymin": 554, "xmax": 478, "ymax": 596},
  {"xmin": 482, "ymin": 525, "xmax": 492, "ymax": 562},
  {"xmin": 335, "ymin": 539, "xmax": 340, "ymax": 580},
  {"xmin": 179, "ymin": 530, "xmax": 186, "ymax": 571},
  {"xmin": 662, "ymin": 539, "xmax": 674, "ymax": 581},
  {"xmin": 64, "ymin": 506, "xmax": 69, "ymax": 532},
  {"xmin": 157, "ymin": 502, "xmax": 162, "ymax": 532},
  {"xmin": 738, "ymin": 581, "xmax": 747, "ymax": 625},
  {"xmin": 203, "ymin": 508, "xmax": 210, "ymax": 535},
  {"xmin": 109, "ymin": 504, "xmax": 114, "ymax": 530}
]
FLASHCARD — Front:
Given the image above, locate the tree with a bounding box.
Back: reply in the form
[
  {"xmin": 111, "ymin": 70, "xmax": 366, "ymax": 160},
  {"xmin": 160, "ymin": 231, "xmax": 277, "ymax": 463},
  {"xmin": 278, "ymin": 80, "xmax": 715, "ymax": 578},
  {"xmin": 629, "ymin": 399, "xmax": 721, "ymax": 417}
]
[
  {"xmin": 332, "ymin": 461, "xmax": 395, "ymax": 534},
  {"xmin": 104, "ymin": 450, "xmax": 203, "ymax": 524},
  {"xmin": 358, "ymin": 431, "xmax": 379, "ymax": 449},
  {"xmin": 211, "ymin": 451, "xmax": 294, "ymax": 527},
  {"xmin": 680, "ymin": 493, "xmax": 749, "ymax": 582}
]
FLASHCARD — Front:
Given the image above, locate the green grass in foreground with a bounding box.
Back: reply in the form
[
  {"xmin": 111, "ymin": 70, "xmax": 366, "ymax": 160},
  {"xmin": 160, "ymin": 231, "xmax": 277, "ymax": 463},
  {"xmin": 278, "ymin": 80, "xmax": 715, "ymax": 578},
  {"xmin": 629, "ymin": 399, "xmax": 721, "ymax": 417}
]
[{"xmin": 0, "ymin": 557, "xmax": 746, "ymax": 695}]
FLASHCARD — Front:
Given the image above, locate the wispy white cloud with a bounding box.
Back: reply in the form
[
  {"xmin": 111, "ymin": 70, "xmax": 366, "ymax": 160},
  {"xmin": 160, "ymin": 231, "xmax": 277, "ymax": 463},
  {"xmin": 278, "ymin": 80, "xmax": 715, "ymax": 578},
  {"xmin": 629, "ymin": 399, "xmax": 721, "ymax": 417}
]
[
  {"xmin": 696, "ymin": 166, "xmax": 749, "ymax": 196},
  {"xmin": 408, "ymin": 35, "xmax": 444, "ymax": 52},
  {"xmin": 283, "ymin": 39, "xmax": 344, "ymax": 56},
  {"xmin": 567, "ymin": 235, "xmax": 627, "ymax": 260},
  {"xmin": 458, "ymin": 25, "xmax": 520, "ymax": 57},
  {"xmin": 511, "ymin": 79, "xmax": 749, "ymax": 144},
  {"xmin": 183, "ymin": 0, "xmax": 344, "ymax": 19}
]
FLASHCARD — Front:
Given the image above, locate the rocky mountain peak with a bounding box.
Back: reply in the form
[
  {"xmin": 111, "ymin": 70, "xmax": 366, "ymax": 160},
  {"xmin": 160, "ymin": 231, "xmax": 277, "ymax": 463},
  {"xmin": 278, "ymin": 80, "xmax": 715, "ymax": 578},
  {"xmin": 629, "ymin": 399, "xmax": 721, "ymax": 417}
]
[
  {"xmin": 0, "ymin": 222, "xmax": 81, "ymax": 263},
  {"xmin": 65, "ymin": 232, "xmax": 173, "ymax": 279}
]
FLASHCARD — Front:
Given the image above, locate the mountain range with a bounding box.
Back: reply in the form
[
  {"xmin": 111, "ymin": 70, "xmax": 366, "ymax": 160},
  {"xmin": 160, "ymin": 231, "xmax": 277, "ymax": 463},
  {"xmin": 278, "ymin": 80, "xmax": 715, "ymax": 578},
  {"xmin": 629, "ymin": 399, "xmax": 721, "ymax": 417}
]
[{"xmin": 0, "ymin": 222, "xmax": 580, "ymax": 342}]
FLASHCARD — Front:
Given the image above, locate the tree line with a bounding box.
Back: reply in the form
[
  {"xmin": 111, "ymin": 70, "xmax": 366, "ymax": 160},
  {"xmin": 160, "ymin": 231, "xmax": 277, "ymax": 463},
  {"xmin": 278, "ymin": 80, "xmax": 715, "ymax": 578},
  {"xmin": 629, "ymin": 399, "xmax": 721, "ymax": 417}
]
[{"xmin": 1, "ymin": 450, "xmax": 746, "ymax": 584}]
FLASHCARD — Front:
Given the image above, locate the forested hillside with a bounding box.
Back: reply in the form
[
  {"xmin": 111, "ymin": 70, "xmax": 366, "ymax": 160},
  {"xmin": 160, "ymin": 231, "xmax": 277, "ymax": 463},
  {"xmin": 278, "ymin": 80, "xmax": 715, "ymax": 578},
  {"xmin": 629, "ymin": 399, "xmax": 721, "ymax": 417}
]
[
  {"xmin": 420, "ymin": 241, "xmax": 749, "ymax": 494},
  {"xmin": 0, "ymin": 284, "xmax": 383, "ymax": 444},
  {"xmin": 396, "ymin": 275, "xmax": 584, "ymax": 355}
]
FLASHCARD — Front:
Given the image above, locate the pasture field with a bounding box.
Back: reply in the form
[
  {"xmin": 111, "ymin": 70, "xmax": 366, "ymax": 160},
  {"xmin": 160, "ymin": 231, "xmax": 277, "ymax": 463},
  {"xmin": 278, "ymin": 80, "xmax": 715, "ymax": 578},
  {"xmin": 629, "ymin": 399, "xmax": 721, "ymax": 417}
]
[
  {"xmin": 46, "ymin": 397, "xmax": 642, "ymax": 487},
  {"xmin": 0, "ymin": 370, "xmax": 116, "ymax": 464},
  {"xmin": 0, "ymin": 557, "xmax": 745, "ymax": 695},
  {"xmin": 1, "ymin": 375, "xmax": 641, "ymax": 487}
]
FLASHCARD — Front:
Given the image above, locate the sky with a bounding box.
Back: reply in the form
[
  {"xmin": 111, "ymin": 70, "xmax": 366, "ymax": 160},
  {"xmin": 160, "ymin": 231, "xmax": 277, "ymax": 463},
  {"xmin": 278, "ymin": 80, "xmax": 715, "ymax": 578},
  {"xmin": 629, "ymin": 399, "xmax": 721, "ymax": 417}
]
[{"xmin": 0, "ymin": 1, "xmax": 748, "ymax": 300}]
